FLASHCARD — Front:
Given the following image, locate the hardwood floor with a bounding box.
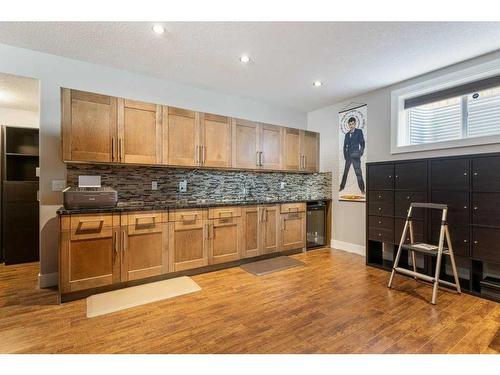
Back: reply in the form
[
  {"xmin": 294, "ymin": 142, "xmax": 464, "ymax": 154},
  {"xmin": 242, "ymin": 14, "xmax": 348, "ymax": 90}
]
[{"xmin": 0, "ymin": 248, "xmax": 499, "ymax": 354}]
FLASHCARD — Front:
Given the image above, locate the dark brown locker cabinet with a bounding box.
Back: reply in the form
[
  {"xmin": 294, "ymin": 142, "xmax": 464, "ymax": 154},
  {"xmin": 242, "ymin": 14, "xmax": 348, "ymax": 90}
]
[
  {"xmin": 368, "ymin": 164, "xmax": 394, "ymax": 190},
  {"xmin": 472, "ymin": 156, "xmax": 500, "ymax": 192},
  {"xmin": 394, "ymin": 161, "xmax": 427, "ymax": 191},
  {"xmin": 430, "ymin": 158, "xmax": 470, "ymax": 191}
]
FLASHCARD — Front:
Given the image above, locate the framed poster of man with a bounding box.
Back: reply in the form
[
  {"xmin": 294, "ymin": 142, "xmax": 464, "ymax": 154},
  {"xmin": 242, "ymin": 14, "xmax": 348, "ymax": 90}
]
[{"xmin": 338, "ymin": 104, "xmax": 367, "ymax": 202}]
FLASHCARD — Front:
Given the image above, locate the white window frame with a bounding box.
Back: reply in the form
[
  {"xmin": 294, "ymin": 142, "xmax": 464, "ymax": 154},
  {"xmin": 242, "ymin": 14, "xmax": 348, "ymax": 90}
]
[{"xmin": 391, "ymin": 58, "xmax": 500, "ymax": 154}]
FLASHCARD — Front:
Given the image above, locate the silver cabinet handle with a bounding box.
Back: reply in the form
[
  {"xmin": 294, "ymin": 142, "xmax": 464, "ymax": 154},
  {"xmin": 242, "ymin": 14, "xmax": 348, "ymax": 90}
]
[
  {"xmin": 195, "ymin": 145, "xmax": 199, "ymax": 164},
  {"xmin": 121, "ymin": 230, "xmax": 126, "ymax": 263},
  {"xmin": 260, "ymin": 151, "xmax": 263, "ymax": 166},
  {"xmin": 256, "ymin": 151, "xmax": 259, "ymax": 167},
  {"xmin": 113, "ymin": 231, "xmax": 118, "ymax": 262},
  {"xmin": 111, "ymin": 137, "xmax": 116, "ymax": 162},
  {"xmin": 203, "ymin": 145, "xmax": 206, "ymax": 165}
]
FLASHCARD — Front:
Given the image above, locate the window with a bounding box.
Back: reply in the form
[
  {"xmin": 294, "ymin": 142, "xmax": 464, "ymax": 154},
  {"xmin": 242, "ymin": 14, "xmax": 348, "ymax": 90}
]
[
  {"xmin": 392, "ymin": 61, "xmax": 500, "ymax": 154},
  {"xmin": 406, "ymin": 86, "xmax": 500, "ymax": 146}
]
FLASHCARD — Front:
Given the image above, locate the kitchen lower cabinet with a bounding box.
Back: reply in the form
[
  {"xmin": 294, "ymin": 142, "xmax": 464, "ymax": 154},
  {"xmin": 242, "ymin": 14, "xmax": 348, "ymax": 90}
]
[
  {"xmin": 59, "ymin": 214, "xmax": 121, "ymax": 293},
  {"xmin": 121, "ymin": 213, "xmax": 169, "ymax": 281},
  {"xmin": 168, "ymin": 210, "xmax": 209, "ymax": 272},
  {"xmin": 241, "ymin": 205, "xmax": 281, "ymax": 257},
  {"xmin": 241, "ymin": 206, "xmax": 261, "ymax": 258},
  {"xmin": 261, "ymin": 205, "xmax": 281, "ymax": 254},
  {"xmin": 208, "ymin": 217, "xmax": 241, "ymax": 264},
  {"xmin": 281, "ymin": 208, "xmax": 306, "ymax": 251}
]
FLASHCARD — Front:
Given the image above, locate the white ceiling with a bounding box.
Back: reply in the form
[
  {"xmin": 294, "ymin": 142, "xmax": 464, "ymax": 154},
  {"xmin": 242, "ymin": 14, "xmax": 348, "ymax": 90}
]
[
  {"xmin": 0, "ymin": 22, "xmax": 499, "ymax": 112},
  {"xmin": 0, "ymin": 72, "xmax": 39, "ymax": 112}
]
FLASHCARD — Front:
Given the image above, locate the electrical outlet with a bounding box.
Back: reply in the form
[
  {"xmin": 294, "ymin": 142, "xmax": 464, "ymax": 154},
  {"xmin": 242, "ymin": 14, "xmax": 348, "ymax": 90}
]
[
  {"xmin": 280, "ymin": 182, "xmax": 286, "ymax": 190},
  {"xmin": 151, "ymin": 181, "xmax": 158, "ymax": 190},
  {"xmin": 52, "ymin": 180, "xmax": 66, "ymax": 192},
  {"xmin": 179, "ymin": 180, "xmax": 187, "ymax": 193}
]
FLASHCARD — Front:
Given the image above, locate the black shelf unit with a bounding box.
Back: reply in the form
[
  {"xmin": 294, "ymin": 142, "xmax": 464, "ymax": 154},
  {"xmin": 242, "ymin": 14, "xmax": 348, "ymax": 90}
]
[
  {"xmin": 366, "ymin": 152, "xmax": 500, "ymax": 303},
  {"xmin": 1, "ymin": 126, "xmax": 39, "ymax": 264}
]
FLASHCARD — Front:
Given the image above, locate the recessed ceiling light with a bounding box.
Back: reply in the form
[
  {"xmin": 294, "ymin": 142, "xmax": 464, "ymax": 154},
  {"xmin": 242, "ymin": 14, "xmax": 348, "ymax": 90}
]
[
  {"xmin": 239, "ymin": 55, "xmax": 251, "ymax": 63},
  {"xmin": 313, "ymin": 81, "xmax": 323, "ymax": 87},
  {"xmin": 152, "ymin": 25, "xmax": 166, "ymax": 35}
]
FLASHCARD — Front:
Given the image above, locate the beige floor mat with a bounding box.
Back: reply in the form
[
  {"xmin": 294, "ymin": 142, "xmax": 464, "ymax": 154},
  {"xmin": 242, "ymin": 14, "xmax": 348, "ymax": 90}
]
[{"xmin": 86, "ymin": 276, "xmax": 201, "ymax": 318}]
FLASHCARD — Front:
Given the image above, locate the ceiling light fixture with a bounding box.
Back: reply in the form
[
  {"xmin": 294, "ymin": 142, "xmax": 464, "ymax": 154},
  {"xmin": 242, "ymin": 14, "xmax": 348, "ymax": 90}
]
[
  {"xmin": 239, "ymin": 55, "xmax": 251, "ymax": 63},
  {"xmin": 313, "ymin": 81, "xmax": 323, "ymax": 87},
  {"xmin": 152, "ymin": 25, "xmax": 166, "ymax": 35}
]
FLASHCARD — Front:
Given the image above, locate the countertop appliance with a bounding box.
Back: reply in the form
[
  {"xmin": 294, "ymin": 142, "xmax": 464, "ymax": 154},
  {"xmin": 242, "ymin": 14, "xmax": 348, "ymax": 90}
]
[
  {"xmin": 306, "ymin": 201, "xmax": 326, "ymax": 249},
  {"xmin": 63, "ymin": 186, "xmax": 118, "ymax": 209}
]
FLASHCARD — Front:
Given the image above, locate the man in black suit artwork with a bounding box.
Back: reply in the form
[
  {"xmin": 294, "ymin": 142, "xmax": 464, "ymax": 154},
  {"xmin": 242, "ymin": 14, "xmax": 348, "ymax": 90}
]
[{"xmin": 340, "ymin": 117, "xmax": 365, "ymax": 194}]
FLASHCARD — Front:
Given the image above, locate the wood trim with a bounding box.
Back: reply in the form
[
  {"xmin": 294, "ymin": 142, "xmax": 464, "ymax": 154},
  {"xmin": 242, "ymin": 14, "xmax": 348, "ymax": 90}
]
[
  {"xmin": 70, "ymin": 89, "xmax": 111, "ymax": 105},
  {"xmin": 123, "ymin": 99, "xmax": 157, "ymax": 112},
  {"xmin": 168, "ymin": 106, "xmax": 196, "ymax": 118},
  {"xmin": 61, "ymin": 88, "xmax": 71, "ymax": 161}
]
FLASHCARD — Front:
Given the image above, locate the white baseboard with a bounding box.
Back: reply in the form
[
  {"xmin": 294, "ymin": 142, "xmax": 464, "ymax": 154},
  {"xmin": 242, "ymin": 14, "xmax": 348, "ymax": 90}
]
[
  {"xmin": 38, "ymin": 272, "xmax": 58, "ymax": 289},
  {"xmin": 330, "ymin": 239, "xmax": 366, "ymax": 257}
]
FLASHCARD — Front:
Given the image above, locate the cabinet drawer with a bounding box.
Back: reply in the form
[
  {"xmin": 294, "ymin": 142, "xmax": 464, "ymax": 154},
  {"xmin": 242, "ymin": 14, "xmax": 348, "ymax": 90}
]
[
  {"xmin": 395, "ymin": 161, "xmax": 427, "ymax": 191},
  {"xmin": 472, "ymin": 227, "xmax": 500, "ymax": 263},
  {"xmin": 431, "ymin": 221, "xmax": 469, "ymax": 257},
  {"xmin": 70, "ymin": 225, "xmax": 114, "ymax": 241},
  {"xmin": 395, "ymin": 191, "xmax": 426, "ymax": 218},
  {"xmin": 368, "ymin": 191, "xmax": 394, "ymax": 216},
  {"xmin": 169, "ymin": 209, "xmax": 208, "ymax": 222},
  {"xmin": 280, "ymin": 203, "xmax": 306, "ymax": 213},
  {"xmin": 472, "ymin": 193, "xmax": 500, "ymax": 227},
  {"xmin": 472, "ymin": 156, "xmax": 500, "ymax": 192},
  {"xmin": 368, "ymin": 164, "xmax": 394, "ymax": 190},
  {"xmin": 368, "ymin": 225, "xmax": 394, "ymax": 243},
  {"xmin": 69, "ymin": 213, "xmax": 117, "ymax": 231},
  {"xmin": 431, "ymin": 191, "xmax": 470, "ymax": 225},
  {"xmin": 395, "ymin": 218, "xmax": 424, "ymax": 244},
  {"xmin": 208, "ymin": 206, "xmax": 241, "ymax": 219},
  {"xmin": 369, "ymin": 216, "xmax": 394, "ymax": 231},
  {"xmin": 430, "ymin": 159, "xmax": 470, "ymax": 191},
  {"xmin": 125, "ymin": 211, "xmax": 168, "ymax": 226},
  {"xmin": 126, "ymin": 215, "xmax": 166, "ymax": 235}
]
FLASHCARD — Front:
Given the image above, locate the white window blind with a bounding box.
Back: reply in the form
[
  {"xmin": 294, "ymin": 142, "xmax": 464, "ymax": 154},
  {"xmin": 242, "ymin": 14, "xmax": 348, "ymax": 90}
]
[
  {"xmin": 408, "ymin": 97, "xmax": 462, "ymax": 145},
  {"xmin": 467, "ymin": 87, "xmax": 500, "ymax": 138}
]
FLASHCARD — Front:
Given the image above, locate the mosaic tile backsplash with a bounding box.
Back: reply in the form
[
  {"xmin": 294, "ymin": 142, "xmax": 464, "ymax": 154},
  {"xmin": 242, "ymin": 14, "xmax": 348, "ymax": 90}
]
[{"xmin": 66, "ymin": 164, "xmax": 332, "ymax": 203}]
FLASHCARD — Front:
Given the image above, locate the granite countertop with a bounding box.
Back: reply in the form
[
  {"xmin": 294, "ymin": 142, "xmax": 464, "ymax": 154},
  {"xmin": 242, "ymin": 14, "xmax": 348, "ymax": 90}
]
[{"xmin": 57, "ymin": 198, "xmax": 331, "ymax": 215}]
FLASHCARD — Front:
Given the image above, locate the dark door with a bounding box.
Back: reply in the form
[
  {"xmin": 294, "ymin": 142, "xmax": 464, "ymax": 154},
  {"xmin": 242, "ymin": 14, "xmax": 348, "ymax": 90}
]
[
  {"xmin": 472, "ymin": 193, "xmax": 500, "ymax": 227},
  {"xmin": 395, "ymin": 218, "xmax": 425, "ymax": 243},
  {"xmin": 368, "ymin": 164, "xmax": 394, "ymax": 190},
  {"xmin": 395, "ymin": 161, "xmax": 427, "ymax": 191},
  {"xmin": 430, "ymin": 159, "xmax": 470, "ymax": 191},
  {"xmin": 472, "ymin": 156, "xmax": 500, "ymax": 192},
  {"xmin": 394, "ymin": 191, "xmax": 427, "ymax": 219},
  {"xmin": 3, "ymin": 182, "xmax": 40, "ymax": 264},
  {"xmin": 472, "ymin": 227, "xmax": 500, "ymax": 263}
]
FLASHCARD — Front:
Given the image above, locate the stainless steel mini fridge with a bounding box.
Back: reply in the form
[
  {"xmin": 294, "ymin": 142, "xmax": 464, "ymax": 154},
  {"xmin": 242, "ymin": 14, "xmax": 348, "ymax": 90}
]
[{"xmin": 306, "ymin": 201, "xmax": 326, "ymax": 249}]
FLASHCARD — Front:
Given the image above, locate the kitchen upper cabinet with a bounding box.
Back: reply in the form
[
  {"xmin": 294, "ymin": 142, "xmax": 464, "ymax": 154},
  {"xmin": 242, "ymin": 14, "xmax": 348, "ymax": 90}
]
[
  {"xmin": 117, "ymin": 99, "xmax": 162, "ymax": 165},
  {"xmin": 164, "ymin": 106, "xmax": 200, "ymax": 167},
  {"xmin": 200, "ymin": 113, "xmax": 232, "ymax": 168},
  {"xmin": 261, "ymin": 205, "xmax": 280, "ymax": 254},
  {"xmin": 207, "ymin": 207, "xmax": 242, "ymax": 264},
  {"xmin": 61, "ymin": 88, "xmax": 117, "ymax": 163},
  {"xmin": 168, "ymin": 210, "xmax": 209, "ymax": 272},
  {"xmin": 59, "ymin": 213, "xmax": 121, "ymax": 293},
  {"xmin": 260, "ymin": 123, "xmax": 282, "ymax": 170},
  {"xmin": 283, "ymin": 127, "xmax": 301, "ymax": 171},
  {"xmin": 232, "ymin": 118, "xmax": 260, "ymax": 169},
  {"xmin": 121, "ymin": 212, "xmax": 169, "ymax": 281},
  {"xmin": 301, "ymin": 130, "xmax": 320, "ymax": 172}
]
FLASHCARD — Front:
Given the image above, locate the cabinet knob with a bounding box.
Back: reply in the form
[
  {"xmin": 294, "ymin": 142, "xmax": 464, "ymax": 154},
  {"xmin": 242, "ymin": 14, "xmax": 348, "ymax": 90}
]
[
  {"xmin": 463, "ymin": 172, "xmax": 467, "ymax": 176},
  {"xmin": 378, "ymin": 207, "xmax": 382, "ymax": 211},
  {"xmin": 395, "ymin": 175, "xmax": 399, "ymax": 178},
  {"xmin": 474, "ymin": 172, "xmax": 478, "ymax": 176},
  {"xmin": 463, "ymin": 206, "xmax": 467, "ymax": 209},
  {"xmin": 406, "ymin": 196, "xmax": 410, "ymax": 200},
  {"xmin": 378, "ymin": 195, "xmax": 382, "ymax": 199},
  {"xmin": 378, "ymin": 233, "xmax": 382, "ymax": 237},
  {"xmin": 378, "ymin": 221, "xmax": 382, "ymax": 224},
  {"xmin": 463, "ymin": 239, "xmax": 468, "ymax": 243},
  {"xmin": 474, "ymin": 240, "xmax": 478, "ymax": 244},
  {"xmin": 388, "ymin": 175, "xmax": 392, "ymax": 179},
  {"xmin": 474, "ymin": 206, "xmax": 478, "ymax": 210}
]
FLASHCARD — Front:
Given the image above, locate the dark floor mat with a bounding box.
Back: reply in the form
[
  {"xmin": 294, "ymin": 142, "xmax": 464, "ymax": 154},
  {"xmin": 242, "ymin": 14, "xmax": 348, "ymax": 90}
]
[{"xmin": 240, "ymin": 256, "xmax": 305, "ymax": 276}]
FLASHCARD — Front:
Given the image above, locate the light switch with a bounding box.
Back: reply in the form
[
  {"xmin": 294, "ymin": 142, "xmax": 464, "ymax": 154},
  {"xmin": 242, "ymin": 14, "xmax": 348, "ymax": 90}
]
[
  {"xmin": 280, "ymin": 182, "xmax": 286, "ymax": 190},
  {"xmin": 152, "ymin": 181, "xmax": 158, "ymax": 190},
  {"xmin": 52, "ymin": 180, "xmax": 66, "ymax": 192}
]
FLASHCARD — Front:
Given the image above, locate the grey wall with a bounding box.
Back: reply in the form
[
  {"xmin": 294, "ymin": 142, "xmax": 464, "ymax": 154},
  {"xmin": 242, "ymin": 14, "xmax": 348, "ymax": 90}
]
[
  {"xmin": 307, "ymin": 50, "xmax": 500, "ymax": 252},
  {"xmin": 0, "ymin": 43, "xmax": 307, "ymax": 282},
  {"xmin": 67, "ymin": 164, "xmax": 332, "ymax": 203}
]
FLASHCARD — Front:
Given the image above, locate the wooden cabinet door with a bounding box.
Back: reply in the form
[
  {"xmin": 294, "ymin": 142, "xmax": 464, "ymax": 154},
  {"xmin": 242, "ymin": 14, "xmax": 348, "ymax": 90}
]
[
  {"xmin": 430, "ymin": 159, "xmax": 470, "ymax": 191},
  {"xmin": 121, "ymin": 218, "xmax": 168, "ymax": 282},
  {"xmin": 201, "ymin": 113, "xmax": 232, "ymax": 168},
  {"xmin": 282, "ymin": 127, "xmax": 301, "ymax": 171},
  {"xmin": 232, "ymin": 118, "xmax": 259, "ymax": 169},
  {"xmin": 261, "ymin": 205, "xmax": 281, "ymax": 253},
  {"xmin": 59, "ymin": 215, "xmax": 120, "ymax": 293},
  {"xmin": 301, "ymin": 130, "xmax": 319, "ymax": 172},
  {"xmin": 164, "ymin": 106, "xmax": 200, "ymax": 166},
  {"xmin": 260, "ymin": 123, "xmax": 282, "ymax": 170},
  {"xmin": 169, "ymin": 219, "xmax": 208, "ymax": 271},
  {"xmin": 61, "ymin": 88, "xmax": 117, "ymax": 162},
  {"xmin": 281, "ymin": 212, "xmax": 306, "ymax": 251},
  {"xmin": 241, "ymin": 206, "xmax": 261, "ymax": 258},
  {"xmin": 208, "ymin": 217, "xmax": 241, "ymax": 264},
  {"xmin": 394, "ymin": 161, "xmax": 427, "ymax": 191},
  {"xmin": 118, "ymin": 99, "xmax": 162, "ymax": 165}
]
